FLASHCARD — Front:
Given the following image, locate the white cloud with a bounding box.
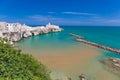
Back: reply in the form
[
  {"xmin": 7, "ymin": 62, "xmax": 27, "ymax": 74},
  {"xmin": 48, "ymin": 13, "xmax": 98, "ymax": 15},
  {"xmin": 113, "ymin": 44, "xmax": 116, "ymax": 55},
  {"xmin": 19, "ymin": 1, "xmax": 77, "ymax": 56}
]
[
  {"xmin": 62, "ymin": 12, "xmax": 96, "ymax": 16},
  {"xmin": 27, "ymin": 14, "xmax": 120, "ymax": 25},
  {"xmin": 48, "ymin": 12, "xmax": 56, "ymax": 14},
  {"xmin": 27, "ymin": 15, "xmax": 65, "ymax": 25},
  {"xmin": 28, "ymin": 15, "xmax": 64, "ymax": 21},
  {"xmin": 0, "ymin": 15, "xmax": 7, "ymax": 19},
  {"xmin": 1, "ymin": 13, "xmax": 120, "ymax": 25},
  {"xmin": 106, "ymin": 19, "xmax": 120, "ymax": 23},
  {"xmin": 28, "ymin": 15, "xmax": 49, "ymax": 21}
]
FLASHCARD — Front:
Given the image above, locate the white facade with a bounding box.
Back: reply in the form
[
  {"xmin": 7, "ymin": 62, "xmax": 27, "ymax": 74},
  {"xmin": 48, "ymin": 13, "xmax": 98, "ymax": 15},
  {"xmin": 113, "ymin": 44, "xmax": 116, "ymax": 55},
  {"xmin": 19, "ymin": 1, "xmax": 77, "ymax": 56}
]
[
  {"xmin": 0, "ymin": 32, "xmax": 3, "ymax": 37},
  {"xmin": 0, "ymin": 22, "xmax": 62, "ymax": 41}
]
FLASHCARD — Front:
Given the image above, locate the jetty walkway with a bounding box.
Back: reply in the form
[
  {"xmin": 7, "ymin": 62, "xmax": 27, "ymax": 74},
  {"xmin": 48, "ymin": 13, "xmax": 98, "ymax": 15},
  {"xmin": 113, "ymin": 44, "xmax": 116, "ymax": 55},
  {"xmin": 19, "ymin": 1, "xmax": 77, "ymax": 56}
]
[{"xmin": 70, "ymin": 33, "xmax": 120, "ymax": 54}]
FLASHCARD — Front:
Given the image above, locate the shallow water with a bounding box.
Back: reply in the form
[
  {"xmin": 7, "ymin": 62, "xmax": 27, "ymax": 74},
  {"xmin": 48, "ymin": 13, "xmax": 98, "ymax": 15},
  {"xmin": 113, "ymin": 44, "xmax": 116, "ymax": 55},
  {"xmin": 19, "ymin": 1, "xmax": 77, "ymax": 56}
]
[{"xmin": 16, "ymin": 26, "xmax": 120, "ymax": 80}]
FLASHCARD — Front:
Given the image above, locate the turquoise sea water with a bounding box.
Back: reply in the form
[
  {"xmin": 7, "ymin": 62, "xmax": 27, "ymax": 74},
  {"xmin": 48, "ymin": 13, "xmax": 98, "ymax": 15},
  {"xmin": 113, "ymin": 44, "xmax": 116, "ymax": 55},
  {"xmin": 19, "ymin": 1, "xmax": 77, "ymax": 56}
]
[
  {"xmin": 64, "ymin": 26, "xmax": 120, "ymax": 58},
  {"xmin": 16, "ymin": 26, "xmax": 120, "ymax": 80}
]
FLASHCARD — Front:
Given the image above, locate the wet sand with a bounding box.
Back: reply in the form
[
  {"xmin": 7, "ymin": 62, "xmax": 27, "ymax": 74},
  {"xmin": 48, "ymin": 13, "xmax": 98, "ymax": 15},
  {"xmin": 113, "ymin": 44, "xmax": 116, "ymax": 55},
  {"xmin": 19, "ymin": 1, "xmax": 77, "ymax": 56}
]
[
  {"xmin": 35, "ymin": 47, "xmax": 99, "ymax": 69},
  {"xmin": 33, "ymin": 46, "xmax": 120, "ymax": 80}
]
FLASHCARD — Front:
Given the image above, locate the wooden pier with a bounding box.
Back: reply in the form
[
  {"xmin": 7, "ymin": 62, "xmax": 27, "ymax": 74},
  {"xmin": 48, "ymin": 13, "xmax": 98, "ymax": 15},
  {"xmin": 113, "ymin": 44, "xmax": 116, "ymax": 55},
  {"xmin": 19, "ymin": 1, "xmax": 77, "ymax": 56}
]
[{"xmin": 70, "ymin": 33, "xmax": 120, "ymax": 54}]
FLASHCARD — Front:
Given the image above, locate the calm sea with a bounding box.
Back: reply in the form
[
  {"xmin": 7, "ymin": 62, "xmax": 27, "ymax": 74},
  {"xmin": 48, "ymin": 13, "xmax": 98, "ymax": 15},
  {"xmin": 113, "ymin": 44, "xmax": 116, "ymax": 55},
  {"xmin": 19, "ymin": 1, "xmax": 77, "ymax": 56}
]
[{"xmin": 16, "ymin": 26, "xmax": 120, "ymax": 80}]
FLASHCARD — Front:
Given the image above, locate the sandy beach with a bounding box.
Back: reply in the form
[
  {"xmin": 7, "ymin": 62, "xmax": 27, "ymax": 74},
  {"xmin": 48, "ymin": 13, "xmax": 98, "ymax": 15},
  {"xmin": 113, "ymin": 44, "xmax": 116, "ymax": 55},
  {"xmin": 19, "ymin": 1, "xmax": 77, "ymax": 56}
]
[
  {"xmin": 35, "ymin": 46, "xmax": 99, "ymax": 69},
  {"xmin": 33, "ymin": 45, "xmax": 120, "ymax": 80}
]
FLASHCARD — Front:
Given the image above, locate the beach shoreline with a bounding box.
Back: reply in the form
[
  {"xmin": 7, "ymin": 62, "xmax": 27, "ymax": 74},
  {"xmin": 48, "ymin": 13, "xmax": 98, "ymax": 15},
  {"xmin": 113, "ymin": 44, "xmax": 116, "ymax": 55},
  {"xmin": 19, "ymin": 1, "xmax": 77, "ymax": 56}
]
[{"xmin": 15, "ymin": 26, "xmax": 120, "ymax": 80}]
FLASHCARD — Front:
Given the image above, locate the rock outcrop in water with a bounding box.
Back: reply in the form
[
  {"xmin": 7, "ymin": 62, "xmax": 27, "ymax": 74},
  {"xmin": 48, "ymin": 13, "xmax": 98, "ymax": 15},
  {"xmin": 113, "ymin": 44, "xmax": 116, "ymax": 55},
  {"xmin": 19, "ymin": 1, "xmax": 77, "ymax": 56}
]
[
  {"xmin": 79, "ymin": 74, "xmax": 88, "ymax": 80},
  {"xmin": 50, "ymin": 71, "xmax": 89, "ymax": 80},
  {"xmin": 101, "ymin": 57, "xmax": 120, "ymax": 70},
  {"xmin": 0, "ymin": 22, "xmax": 62, "ymax": 42},
  {"xmin": 100, "ymin": 57, "xmax": 120, "ymax": 77}
]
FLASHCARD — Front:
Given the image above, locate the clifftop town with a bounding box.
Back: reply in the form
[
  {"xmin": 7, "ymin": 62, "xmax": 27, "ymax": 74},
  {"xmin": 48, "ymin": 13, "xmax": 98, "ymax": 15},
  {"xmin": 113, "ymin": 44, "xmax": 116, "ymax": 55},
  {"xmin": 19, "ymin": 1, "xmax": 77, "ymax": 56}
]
[{"xmin": 0, "ymin": 22, "xmax": 62, "ymax": 42}]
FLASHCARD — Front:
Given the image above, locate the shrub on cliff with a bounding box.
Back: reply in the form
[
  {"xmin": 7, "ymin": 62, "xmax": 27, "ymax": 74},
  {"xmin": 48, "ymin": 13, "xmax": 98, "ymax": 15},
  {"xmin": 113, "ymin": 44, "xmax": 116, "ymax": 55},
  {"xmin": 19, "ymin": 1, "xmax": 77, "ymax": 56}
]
[{"xmin": 0, "ymin": 38, "xmax": 51, "ymax": 80}]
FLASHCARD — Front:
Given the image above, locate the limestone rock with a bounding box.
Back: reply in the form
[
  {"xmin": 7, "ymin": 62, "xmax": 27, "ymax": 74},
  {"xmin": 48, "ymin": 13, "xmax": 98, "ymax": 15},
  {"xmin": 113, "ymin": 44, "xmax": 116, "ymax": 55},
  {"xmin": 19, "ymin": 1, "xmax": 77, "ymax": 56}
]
[
  {"xmin": 46, "ymin": 23, "xmax": 62, "ymax": 32},
  {"xmin": 9, "ymin": 32, "xmax": 22, "ymax": 42},
  {"xmin": 23, "ymin": 31, "xmax": 32, "ymax": 38},
  {"xmin": 79, "ymin": 74, "xmax": 88, "ymax": 80},
  {"xmin": 0, "ymin": 22, "xmax": 62, "ymax": 42}
]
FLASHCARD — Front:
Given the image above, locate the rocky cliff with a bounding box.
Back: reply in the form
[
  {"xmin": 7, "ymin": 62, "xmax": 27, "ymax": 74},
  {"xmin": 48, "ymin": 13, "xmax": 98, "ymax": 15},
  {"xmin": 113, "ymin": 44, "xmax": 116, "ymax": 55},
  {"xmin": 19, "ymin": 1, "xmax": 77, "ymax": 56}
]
[{"xmin": 0, "ymin": 22, "xmax": 62, "ymax": 42}]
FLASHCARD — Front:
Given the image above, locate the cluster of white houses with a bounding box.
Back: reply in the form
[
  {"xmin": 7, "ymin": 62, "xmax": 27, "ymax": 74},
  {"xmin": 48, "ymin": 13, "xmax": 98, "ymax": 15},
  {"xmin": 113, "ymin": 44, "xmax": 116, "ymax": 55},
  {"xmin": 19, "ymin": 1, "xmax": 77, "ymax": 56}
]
[{"xmin": 0, "ymin": 22, "xmax": 62, "ymax": 42}]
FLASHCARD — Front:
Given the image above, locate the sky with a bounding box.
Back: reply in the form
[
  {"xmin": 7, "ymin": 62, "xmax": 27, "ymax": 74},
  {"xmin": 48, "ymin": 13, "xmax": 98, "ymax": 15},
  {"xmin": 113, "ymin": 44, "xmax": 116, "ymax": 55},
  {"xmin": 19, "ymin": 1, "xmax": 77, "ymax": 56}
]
[{"xmin": 0, "ymin": 0, "xmax": 120, "ymax": 26}]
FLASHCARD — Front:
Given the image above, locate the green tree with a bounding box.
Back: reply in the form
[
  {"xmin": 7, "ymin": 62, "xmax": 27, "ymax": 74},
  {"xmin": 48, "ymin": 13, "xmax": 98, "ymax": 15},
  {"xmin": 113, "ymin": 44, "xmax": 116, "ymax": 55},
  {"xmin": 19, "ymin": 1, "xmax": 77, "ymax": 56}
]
[{"xmin": 0, "ymin": 38, "xmax": 51, "ymax": 80}]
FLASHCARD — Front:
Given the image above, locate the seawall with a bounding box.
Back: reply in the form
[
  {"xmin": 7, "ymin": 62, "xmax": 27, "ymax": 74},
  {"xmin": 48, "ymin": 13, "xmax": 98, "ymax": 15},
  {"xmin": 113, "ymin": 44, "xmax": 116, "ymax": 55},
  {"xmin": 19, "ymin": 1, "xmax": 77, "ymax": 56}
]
[
  {"xmin": 70, "ymin": 33, "xmax": 120, "ymax": 54},
  {"xmin": 76, "ymin": 39, "xmax": 120, "ymax": 54},
  {"xmin": 69, "ymin": 33, "xmax": 84, "ymax": 39}
]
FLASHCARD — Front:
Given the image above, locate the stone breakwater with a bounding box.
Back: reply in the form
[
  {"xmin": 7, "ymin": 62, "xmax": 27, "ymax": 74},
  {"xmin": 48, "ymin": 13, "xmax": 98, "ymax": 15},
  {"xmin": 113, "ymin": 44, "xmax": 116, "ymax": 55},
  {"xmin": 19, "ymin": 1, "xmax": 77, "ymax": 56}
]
[
  {"xmin": 70, "ymin": 33, "xmax": 120, "ymax": 54},
  {"xmin": 69, "ymin": 33, "xmax": 84, "ymax": 39},
  {"xmin": 0, "ymin": 22, "xmax": 62, "ymax": 42},
  {"xmin": 76, "ymin": 39, "xmax": 120, "ymax": 54},
  {"xmin": 100, "ymin": 57, "xmax": 120, "ymax": 72}
]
